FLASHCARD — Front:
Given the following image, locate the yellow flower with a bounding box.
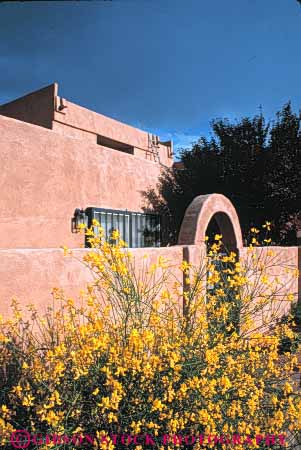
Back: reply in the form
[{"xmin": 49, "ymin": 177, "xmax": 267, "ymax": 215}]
[
  {"xmin": 261, "ymin": 275, "xmax": 269, "ymax": 284},
  {"xmin": 262, "ymin": 221, "xmax": 272, "ymax": 230},
  {"xmin": 214, "ymin": 234, "xmax": 223, "ymax": 241},
  {"xmin": 180, "ymin": 260, "xmax": 191, "ymax": 272},
  {"xmin": 283, "ymin": 382, "xmax": 293, "ymax": 395},
  {"xmin": 0, "ymin": 220, "xmax": 299, "ymax": 443},
  {"xmin": 22, "ymin": 395, "xmax": 35, "ymax": 407},
  {"xmin": 61, "ymin": 245, "xmax": 70, "ymax": 256},
  {"xmin": 152, "ymin": 399, "xmax": 164, "ymax": 411},
  {"xmin": 11, "ymin": 385, "xmax": 22, "ymax": 395},
  {"xmin": 111, "ymin": 229, "xmax": 120, "ymax": 240},
  {"xmin": 1, "ymin": 405, "xmax": 9, "ymax": 414}
]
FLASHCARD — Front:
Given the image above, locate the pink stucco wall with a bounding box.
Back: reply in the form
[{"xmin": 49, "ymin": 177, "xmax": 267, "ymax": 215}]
[
  {"xmin": 0, "ymin": 246, "xmax": 184, "ymax": 318},
  {"xmin": 53, "ymin": 96, "xmax": 173, "ymax": 166},
  {"xmin": 240, "ymin": 246, "xmax": 300, "ymax": 324},
  {"xmin": 0, "ymin": 83, "xmax": 173, "ymax": 250},
  {"xmin": 0, "ymin": 85, "xmax": 300, "ymax": 323},
  {"xmin": 0, "ymin": 114, "xmax": 166, "ymax": 249},
  {"xmin": 0, "ymin": 83, "xmax": 173, "ymax": 166},
  {"xmin": 1, "ymin": 243, "xmax": 298, "ymax": 321}
]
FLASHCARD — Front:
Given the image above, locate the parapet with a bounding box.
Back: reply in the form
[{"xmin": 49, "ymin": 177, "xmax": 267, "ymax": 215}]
[{"xmin": 0, "ymin": 83, "xmax": 173, "ymax": 167}]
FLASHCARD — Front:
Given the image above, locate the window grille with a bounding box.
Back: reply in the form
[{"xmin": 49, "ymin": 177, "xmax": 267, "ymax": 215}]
[{"xmin": 85, "ymin": 207, "xmax": 161, "ymax": 248}]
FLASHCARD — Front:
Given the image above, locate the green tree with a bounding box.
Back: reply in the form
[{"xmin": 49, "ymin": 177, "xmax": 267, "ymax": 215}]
[
  {"xmin": 265, "ymin": 103, "xmax": 301, "ymax": 244},
  {"xmin": 144, "ymin": 104, "xmax": 301, "ymax": 245}
]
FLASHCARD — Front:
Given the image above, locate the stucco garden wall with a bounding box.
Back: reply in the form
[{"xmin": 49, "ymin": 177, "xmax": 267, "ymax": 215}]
[
  {"xmin": 0, "ymin": 243, "xmax": 299, "ymax": 320},
  {"xmin": 240, "ymin": 246, "xmax": 300, "ymax": 321},
  {"xmin": 178, "ymin": 194, "xmax": 301, "ymax": 325},
  {"xmin": 0, "ymin": 246, "xmax": 184, "ymax": 318}
]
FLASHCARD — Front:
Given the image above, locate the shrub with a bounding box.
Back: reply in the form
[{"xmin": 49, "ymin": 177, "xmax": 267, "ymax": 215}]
[{"xmin": 0, "ymin": 224, "xmax": 300, "ymax": 449}]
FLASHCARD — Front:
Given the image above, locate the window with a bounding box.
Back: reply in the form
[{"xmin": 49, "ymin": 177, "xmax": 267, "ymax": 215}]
[
  {"xmin": 85, "ymin": 207, "xmax": 161, "ymax": 248},
  {"xmin": 97, "ymin": 135, "xmax": 134, "ymax": 155}
]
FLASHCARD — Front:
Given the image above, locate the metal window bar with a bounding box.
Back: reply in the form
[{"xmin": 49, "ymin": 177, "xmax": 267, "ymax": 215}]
[{"xmin": 85, "ymin": 207, "xmax": 161, "ymax": 249}]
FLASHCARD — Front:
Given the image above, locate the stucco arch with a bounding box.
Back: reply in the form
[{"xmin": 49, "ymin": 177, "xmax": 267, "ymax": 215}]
[{"xmin": 178, "ymin": 194, "xmax": 243, "ymax": 251}]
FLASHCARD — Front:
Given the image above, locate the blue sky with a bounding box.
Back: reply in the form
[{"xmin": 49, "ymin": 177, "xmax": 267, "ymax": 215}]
[{"xmin": 1, "ymin": 0, "xmax": 301, "ymax": 156}]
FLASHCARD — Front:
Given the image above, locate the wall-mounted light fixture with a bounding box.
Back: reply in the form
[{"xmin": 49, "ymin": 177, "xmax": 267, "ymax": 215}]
[{"xmin": 72, "ymin": 208, "xmax": 88, "ymax": 233}]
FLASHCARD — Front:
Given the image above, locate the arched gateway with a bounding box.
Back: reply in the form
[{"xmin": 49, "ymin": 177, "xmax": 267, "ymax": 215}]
[{"xmin": 178, "ymin": 194, "xmax": 243, "ymax": 252}]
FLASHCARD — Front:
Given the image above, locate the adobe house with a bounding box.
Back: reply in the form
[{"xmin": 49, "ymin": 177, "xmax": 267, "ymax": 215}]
[
  {"xmin": 0, "ymin": 84, "xmax": 300, "ymax": 317},
  {"xmin": 0, "ymin": 83, "xmax": 174, "ymax": 249}
]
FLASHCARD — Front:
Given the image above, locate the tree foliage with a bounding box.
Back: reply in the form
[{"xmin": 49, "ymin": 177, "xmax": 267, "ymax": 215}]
[{"xmin": 144, "ymin": 103, "xmax": 301, "ymax": 245}]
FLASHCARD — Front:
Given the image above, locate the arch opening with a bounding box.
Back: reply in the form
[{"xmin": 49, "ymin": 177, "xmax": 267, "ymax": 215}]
[
  {"xmin": 178, "ymin": 193, "xmax": 243, "ymax": 252},
  {"xmin": 206, "ymin": 213, "xmax": 241, "ymax": 335},
  {"xmin": 179, "ymin": 194, "xmax": 243, "ymax": 333},
  {"xmin": 206, "ymin": 211, "xmax": 239, "ymax": 254}
]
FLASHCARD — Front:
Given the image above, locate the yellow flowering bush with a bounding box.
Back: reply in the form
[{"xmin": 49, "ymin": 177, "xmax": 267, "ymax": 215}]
[{"xmin": 0, "ymin": 223, "xmax": 300, "ymax": 449}]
